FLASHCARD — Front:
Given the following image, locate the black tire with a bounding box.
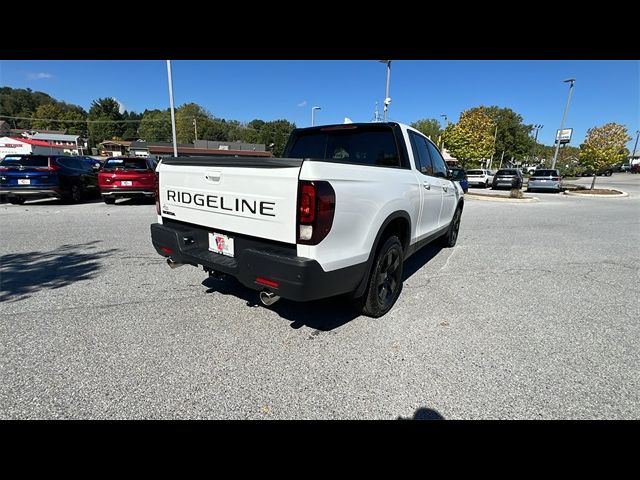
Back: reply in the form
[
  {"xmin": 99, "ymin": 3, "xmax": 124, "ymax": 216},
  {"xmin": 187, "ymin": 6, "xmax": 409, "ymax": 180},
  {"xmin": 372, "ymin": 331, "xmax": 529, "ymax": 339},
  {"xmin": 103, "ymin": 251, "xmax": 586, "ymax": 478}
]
[
  {"xmin": 9, "ymin": 197, "xmax": 25, "ymax": 205},
  {"xmin": 353, "ymin": 236, "xmax": 404, "ymax": 318},
  {"xmin": 70, "ymin": 184, "xmax": 83, "ymax": 203},
  {"xmin": 440, "ymin": 206, "xmax": 462, "ymax": 248},
  {"xmin": 103, "ymin": 197, "xmax": 116, "ymax": 205}
]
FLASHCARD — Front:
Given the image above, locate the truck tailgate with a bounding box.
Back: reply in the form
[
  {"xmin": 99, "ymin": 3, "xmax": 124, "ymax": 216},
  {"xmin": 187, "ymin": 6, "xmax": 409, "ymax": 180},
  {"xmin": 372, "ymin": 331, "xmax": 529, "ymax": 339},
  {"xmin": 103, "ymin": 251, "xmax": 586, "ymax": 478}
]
[{"xmin": 158, "ymin": 157, "xmax": 303, "ymax": 244}]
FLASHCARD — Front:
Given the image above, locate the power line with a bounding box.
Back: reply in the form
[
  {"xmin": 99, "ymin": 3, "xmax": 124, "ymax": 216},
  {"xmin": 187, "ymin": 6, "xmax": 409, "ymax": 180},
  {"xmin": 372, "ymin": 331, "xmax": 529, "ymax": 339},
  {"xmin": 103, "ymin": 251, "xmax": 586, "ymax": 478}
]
[{"xmin": 0, "ymin": 115, "xmax": 165, "ymax": 124}]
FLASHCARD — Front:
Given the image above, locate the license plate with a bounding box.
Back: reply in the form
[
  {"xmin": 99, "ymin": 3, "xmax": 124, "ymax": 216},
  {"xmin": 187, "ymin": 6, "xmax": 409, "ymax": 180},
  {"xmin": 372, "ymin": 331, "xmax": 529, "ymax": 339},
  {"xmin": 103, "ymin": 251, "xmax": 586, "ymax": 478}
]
[
  {"xmin": 209, "ymin": 232, "xmax": 234, "ymax": 257},
  {"xmin": 120, "ymin": 181, "xmax": 132, "ymax": 186},
  {"xmin": 18, "ymin": 179, "xmax": 30, "ymax": 185}
]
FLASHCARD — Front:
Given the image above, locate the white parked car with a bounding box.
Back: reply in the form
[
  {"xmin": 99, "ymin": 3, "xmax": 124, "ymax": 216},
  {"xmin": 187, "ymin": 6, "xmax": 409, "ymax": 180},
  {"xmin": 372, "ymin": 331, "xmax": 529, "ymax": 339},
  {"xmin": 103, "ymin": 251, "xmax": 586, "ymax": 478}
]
[{"xmin": 466, "ymin": 169, "xmax": 494, "ymax": 188}]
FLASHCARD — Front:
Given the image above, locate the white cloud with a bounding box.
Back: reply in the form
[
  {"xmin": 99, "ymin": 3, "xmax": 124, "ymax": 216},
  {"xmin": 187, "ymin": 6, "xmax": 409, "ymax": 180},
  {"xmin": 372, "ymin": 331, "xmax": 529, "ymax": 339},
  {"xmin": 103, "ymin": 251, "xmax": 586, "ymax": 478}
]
[
  {"xmin": 27, "ymin": 72, "xmax": 53, "ymax": 80},
  {"xmin": 113, "ymin": 98, "xmax": 126, "ymax": 114},
  {"xmin": 297, "ymin": 100, "xmax": 307, "ymax": 107}
]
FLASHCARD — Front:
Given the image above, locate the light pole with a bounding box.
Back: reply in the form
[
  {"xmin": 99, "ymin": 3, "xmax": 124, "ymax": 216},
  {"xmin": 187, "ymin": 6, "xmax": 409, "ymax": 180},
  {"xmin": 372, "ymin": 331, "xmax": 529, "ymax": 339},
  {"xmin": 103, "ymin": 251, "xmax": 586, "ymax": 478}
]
[
  {"xmin": 489, "ymin": 124, "xmax": 498, "ymax": 169},
  {"xmin": 193, "ymin": 117, "xmax": 198, "ymax": 142},
  {"xmin": 379, "ymin": 60, "xmax": 392, "ymax": 121},
  {"xmin": 630, "ymin": 129, "xmax": 639, "ymax": 167},
  {"xmin": 551, "ymin": 78, "xmax": 575, "ymax": 170},
  {"xmin": 311, "ymin": 106, "xmax": 321, "ymax": 127},
  {"xmin": 166, "ymin": 60, "xmax": 178, "ymax": 157},
  {"xmin": 530, "ymin": 124, "xmax": 543, "ymax": 165}
]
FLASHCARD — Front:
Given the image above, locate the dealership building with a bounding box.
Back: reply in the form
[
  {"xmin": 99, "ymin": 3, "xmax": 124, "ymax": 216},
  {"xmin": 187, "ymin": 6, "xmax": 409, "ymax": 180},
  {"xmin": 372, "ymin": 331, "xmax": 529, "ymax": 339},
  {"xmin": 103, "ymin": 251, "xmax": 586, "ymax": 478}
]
[{"xmin": 0, "ymin": 137, "xmax": 66, "ymax": 159}]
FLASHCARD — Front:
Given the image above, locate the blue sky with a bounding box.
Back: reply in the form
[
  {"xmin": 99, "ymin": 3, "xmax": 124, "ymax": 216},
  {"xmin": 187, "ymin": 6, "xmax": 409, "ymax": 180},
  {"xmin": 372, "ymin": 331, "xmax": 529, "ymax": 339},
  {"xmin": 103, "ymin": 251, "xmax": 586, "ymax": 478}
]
[{"xmin": 1, "ymin": 60, "xmax": 638, "ymax": 148}]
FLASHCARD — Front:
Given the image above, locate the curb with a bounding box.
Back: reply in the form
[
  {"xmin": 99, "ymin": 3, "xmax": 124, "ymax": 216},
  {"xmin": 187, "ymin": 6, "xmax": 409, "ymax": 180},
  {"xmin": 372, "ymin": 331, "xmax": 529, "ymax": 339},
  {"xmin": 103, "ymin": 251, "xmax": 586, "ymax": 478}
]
[
  {"xmin": 465, "ymin": 193, "xmax": 539, "ymax": 203},
  {"xmin": 564, "ymin": 189, "xmax": 628, "ymax": 198}
]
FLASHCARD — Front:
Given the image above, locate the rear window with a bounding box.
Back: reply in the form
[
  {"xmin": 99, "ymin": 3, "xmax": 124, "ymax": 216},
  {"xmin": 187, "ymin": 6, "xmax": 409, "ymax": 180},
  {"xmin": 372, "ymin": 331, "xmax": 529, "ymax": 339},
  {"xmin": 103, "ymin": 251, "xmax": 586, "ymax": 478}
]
[
  {"xmin": 0, "ymin": 156, "xmax": 49, "ymax": 167},
  {"xmin": 467, "ymin": 170, "xmax": 484, "ymax": 175},
  {"xmin": 496, "ymin": 169, "xmax": 518, "ymax": 175},
  {"xmin": 450, "ymin": 169, "xmax": 466, "ymax": 180},
  {"xmin": 102, "ymin": 158, "xmax": 149, "ymax": 171},
  {"xmin": 532, "ymin": 170, "xmax": 558, "ymax": 177},
  {"xmin": 285, "ymin": 125, "xmax": 401, "ymax": 168}
]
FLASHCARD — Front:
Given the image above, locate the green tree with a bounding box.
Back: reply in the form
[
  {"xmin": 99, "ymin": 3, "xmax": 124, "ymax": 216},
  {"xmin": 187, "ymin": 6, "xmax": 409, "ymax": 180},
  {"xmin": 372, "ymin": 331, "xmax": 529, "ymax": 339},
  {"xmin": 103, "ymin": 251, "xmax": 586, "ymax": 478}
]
[
  {"xmin": 259, "ymin": 119, "xmax": 296, "ymax": 156},
  {"xmin": 474, "ymin": 106, "xmax": 534, "ymax": 163},
  {"xmin": 199, "ymin": 119, "xmax": 230, "ymax": 141},
  {"xmin": 87, "ymin": 97, "xmax": 123, "ymax": 146},
  {"xmin": 579, "ymin": 123, "xmax": 631, "ymax": 189},
  {"xmin": 176, "ymin": 103, "xmax": 212, "ymax": 144},
  {"xmin": 31, "ymin": 103, "xmax": 63, "ymax": 130},
  {"xmin": 59, "ymin": 110, "xmax": 87, "ymax": 137},
  {"xmin": 410, "ymin": 119, "xmax": 443, "ymax": 144},
  {"xmin": 441, "ymin": 108, "xmax": 495, "ymax": 168},
  {"xmin": 138, "ymin": 109, "xmax": 172, "ymax": 142}
]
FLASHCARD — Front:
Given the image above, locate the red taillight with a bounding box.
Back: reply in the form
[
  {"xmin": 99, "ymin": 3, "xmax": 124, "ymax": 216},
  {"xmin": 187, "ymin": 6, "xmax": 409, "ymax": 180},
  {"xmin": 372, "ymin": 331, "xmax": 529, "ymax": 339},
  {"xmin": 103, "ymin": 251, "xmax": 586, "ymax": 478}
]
[
  {"xmin": 297, "ymin": 180, "xmax": 335, "ymax": 245},
  {"xmin": 0, "ymin": 167, "xmax": 8, "ymax": 172},
  {"xmin": 159, "ymin": 246, "xmax": 173, "ymax": 255},
  {"xmin": 299, "ymin": 183, "xmax": 316, "ymax": 223},
  {"xmin": 552, "ymin": 177, "xmax": 560, "ymax": 181},
  {"xmin": 256, "ymin": 277, "xmax": 280, "ymax": 288},
  {"xmin": 155, "ymin": 172, "xmax": 160, "ymax": 215},
  {"xmin": 48, "ymin": 162, "xmax": 61, "ymax": 171}
]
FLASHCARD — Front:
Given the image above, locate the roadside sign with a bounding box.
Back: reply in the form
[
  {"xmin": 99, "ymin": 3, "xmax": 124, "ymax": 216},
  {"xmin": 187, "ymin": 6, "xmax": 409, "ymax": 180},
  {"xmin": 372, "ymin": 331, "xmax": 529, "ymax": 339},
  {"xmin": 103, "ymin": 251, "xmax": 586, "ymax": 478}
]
[{"xmin": 555, "ymin": 128, "xmax": 573, "ymax": 144}]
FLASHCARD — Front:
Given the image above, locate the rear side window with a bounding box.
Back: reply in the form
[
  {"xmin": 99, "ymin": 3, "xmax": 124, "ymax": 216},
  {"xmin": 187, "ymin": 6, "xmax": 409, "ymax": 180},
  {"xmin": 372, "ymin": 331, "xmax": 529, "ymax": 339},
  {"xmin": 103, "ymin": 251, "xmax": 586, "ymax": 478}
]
[
  {"xmin": 408, "ymin": 131, "xmax": 434, "ymax": 176},
  {"xmin": 285, "ymin": 125, "xmax": 401, "ymax": 168},
  {"xmin": 102, "ymin": 158, "xmax": 151, "ymax": 171},
  {"xmin": 0, "ymin": 156, "xmax": 49, "ymax": 167},
  {"xmin": 426, "ymin": 141, "xmax": 448, "ymax": 178}
]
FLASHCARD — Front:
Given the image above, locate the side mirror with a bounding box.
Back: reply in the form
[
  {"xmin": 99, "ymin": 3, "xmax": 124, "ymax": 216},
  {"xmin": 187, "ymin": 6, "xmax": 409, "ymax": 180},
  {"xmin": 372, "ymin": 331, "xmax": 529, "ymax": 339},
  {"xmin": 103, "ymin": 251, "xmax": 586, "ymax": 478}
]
[
  {"xmin": 446, "ymin": 169, "xmax": 454, "ymax": 180},
  {"xmin": 92, "ymin": 164, "xmax": 101, "ymax": 171}
]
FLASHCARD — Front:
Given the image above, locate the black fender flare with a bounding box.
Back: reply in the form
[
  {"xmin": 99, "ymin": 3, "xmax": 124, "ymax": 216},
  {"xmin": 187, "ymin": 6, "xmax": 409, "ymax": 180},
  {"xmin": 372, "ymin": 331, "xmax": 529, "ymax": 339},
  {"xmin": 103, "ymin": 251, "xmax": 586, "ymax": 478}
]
[{"xmin": 352, "ymin": 210, "xmax": 412, "ymax": 299}]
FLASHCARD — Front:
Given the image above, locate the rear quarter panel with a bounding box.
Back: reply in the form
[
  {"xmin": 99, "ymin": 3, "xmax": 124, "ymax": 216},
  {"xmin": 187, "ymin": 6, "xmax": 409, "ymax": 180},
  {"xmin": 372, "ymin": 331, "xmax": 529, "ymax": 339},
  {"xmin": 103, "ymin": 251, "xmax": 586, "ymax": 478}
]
[{"xmin": 298, "ymin": 161, "xmax": 420, "ymax": 272}]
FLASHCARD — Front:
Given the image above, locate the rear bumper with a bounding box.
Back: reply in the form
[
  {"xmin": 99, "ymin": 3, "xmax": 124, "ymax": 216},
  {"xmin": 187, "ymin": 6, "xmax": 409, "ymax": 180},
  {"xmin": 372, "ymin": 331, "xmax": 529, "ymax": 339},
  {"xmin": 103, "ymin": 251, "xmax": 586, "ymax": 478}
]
[
  {"xmin": 150, "ymin": 222, "xmax": 366, "ymax": 302},
  {"xmin": 528, "ymin": 182, "xmax": 561, "ymax": 190},
  {"xmin": 101, "ymin": 189, "xmax": 154, "ymax": 198},
  {"xmin": 0, "ymin": 188, "xmax": 61, "ymax": 197}
]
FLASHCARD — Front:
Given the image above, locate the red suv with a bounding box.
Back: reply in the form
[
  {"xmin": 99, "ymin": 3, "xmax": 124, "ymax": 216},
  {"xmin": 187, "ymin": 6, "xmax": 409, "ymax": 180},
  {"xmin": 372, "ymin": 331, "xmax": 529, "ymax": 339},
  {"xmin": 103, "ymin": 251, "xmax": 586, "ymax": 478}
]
[{"xmin": 98, "ymin": 156, "xmax": 157, "ymax": 204}]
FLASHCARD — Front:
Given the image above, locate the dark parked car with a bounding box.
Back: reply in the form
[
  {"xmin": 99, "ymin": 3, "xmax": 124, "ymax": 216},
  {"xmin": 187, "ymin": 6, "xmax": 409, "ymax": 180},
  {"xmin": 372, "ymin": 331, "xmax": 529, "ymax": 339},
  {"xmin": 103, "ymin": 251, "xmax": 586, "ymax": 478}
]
[
  {"xmin": 0, "ymin": 154, "xmax": 99, "ymax": 204},
  {"xmin": 98, "ymin": 156, "xmax": 157, "ymax": 204},
  {"xmin": 449, "ymin": 167, "xmax": 468, "ymax": 193},
  {"xmin": 79, "ymin": 156, "xmax": 103, "ymax": 170},
  {"xmin": 631, "ymin": 163, "xmax": 640, "ymax": 174},
  {"xmin": 492, "ymin": 169, "xmax": 523, "ymax": 189}
]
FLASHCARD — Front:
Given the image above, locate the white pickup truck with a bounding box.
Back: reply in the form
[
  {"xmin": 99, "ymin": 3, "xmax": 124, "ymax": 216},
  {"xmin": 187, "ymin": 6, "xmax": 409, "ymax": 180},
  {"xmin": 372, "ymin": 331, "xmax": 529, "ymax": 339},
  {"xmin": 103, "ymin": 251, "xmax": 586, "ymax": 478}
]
[{"xmin": 150, "ymin": 122, "xmax": 464, "ymax": 317}]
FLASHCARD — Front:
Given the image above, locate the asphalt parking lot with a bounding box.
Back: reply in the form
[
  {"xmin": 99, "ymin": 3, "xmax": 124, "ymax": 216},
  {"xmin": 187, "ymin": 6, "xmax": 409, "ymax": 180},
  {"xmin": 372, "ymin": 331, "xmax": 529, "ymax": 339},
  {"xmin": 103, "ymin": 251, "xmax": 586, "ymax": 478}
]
[{"xmin": 1, "ymin": 174, "xmax": 639, "ymax": 419}]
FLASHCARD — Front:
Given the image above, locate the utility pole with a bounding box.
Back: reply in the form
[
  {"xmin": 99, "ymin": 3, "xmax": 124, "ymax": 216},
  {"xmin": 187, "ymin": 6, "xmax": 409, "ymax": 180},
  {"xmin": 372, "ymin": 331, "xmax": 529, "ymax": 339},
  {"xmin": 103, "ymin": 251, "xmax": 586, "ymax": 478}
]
[
  {"xmin": 193, "ymin": 117, "xmax": 198, "ymax": 142},
  {"xmin": 551, "ymin": 78, "xmax": 576, "ymax": 170}
]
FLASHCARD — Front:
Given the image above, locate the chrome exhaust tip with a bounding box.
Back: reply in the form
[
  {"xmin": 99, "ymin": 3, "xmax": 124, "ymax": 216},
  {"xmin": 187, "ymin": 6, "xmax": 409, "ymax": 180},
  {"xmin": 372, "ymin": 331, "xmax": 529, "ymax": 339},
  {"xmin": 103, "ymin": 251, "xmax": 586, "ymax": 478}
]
[
  {"xmin": 167, "ymin": 258, "xmax": 184, "ymax": 269},
  {"xmin": 259, "ymin": 290, "xmax": 281, "ymax": 306}
]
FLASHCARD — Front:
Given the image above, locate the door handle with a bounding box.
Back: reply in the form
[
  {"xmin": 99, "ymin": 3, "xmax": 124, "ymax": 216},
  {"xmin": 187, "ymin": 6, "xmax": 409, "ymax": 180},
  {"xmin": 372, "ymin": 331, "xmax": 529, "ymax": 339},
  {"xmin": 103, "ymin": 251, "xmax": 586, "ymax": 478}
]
[
  {"xmin": 423, "ymin": 182, "xmax": 431, "ymax": 190},
  {"xmin": 442, "ymin": 185, "xmax": 448, "ymax": 192}
]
